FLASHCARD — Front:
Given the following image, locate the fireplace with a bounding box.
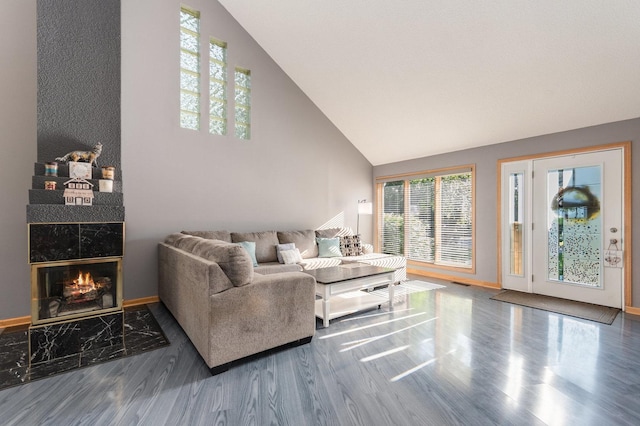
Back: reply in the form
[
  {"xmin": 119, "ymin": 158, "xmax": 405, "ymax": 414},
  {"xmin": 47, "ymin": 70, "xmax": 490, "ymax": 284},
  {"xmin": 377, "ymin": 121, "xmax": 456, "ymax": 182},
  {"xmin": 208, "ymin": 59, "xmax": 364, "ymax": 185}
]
[
  {"xmin": 28, "ymin": 222, "xmax": 125, "ymax": 326},
  {"xmin": 31, "ymin": 258, "xmax": 122, "ymax": 325}
]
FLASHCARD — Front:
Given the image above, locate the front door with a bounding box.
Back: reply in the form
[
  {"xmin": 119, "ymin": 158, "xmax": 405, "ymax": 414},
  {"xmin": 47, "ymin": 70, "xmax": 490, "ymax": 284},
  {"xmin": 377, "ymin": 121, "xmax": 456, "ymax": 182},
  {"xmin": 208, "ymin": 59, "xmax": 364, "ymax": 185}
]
[{"xmin": 531, "ymin": 149, "xmax": 623, "ymax": 308}]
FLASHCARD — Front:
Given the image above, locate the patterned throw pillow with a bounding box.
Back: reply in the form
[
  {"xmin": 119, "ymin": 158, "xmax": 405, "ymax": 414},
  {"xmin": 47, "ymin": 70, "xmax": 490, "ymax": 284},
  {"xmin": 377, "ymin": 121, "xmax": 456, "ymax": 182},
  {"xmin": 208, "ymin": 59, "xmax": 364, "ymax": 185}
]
[
  {"xmin": 281, "ymin": 248, "xmax": 303, "ymax": 265},
  {"xmin": 340, "ymin": 235, "xmax": 363, "ymax": 256},
  {"xmin": 276, "ymin": 243, "xmax": 296, "ymax": 263}
]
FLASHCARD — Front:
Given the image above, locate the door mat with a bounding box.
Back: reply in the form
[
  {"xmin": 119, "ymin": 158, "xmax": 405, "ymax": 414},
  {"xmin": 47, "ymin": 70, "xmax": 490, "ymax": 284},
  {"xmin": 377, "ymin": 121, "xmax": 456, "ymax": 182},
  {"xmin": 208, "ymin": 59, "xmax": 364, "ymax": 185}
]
[
  {"xmin": 369, "ymin": 280, "xmax": 445, "ymax": 300},
  {"xmin": 491, "ymin": 290, "xmax": 620, "ymax": 325},
  {"xmin": 0, "ymin": 304, "xmax": 169, "ymax": 391}
]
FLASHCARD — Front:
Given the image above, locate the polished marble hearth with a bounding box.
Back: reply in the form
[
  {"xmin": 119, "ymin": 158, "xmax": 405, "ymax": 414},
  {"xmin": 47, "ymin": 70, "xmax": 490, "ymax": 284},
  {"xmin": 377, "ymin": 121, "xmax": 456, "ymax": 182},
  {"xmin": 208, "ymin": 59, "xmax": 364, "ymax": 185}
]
[{"xmin": 0, "ymin": 305, "xmax": 169, "ymax": 391}]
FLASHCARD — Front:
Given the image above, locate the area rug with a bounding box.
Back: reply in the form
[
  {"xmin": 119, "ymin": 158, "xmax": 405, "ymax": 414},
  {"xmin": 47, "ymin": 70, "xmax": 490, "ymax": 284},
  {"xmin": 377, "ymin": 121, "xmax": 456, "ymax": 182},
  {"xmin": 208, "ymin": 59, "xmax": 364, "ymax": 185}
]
[
  {"xmin": 369, "ymin": 280, "xmax": 445, "ymax": 300},
  {"xmin": 491, "ymin": 290, "xmax": 620, "ymax": 325},
  {"xmin": 0, "ymin": 305, "xmax": 169, "ymax": 391}
]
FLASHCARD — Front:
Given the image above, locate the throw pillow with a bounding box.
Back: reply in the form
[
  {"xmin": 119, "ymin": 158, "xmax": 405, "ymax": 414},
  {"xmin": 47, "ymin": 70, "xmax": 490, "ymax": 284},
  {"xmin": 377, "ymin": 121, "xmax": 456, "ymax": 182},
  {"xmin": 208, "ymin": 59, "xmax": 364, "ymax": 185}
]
[
  {"xmin": 276, "ymin": 243, "xmax": 296, "ymax": 263},
  {"xmin": 237, "ymin": 241, "xmax": 258, "ymax": 267},
  {"xmin": 316, "ymin": 237, "xmax": 342, "ymax": 258},
  {"xmin": 340, "ymin": 235, "xmax": 363, "ymax": 256},
  {"xmin": 280, "ymin": 248, "xmax": 303, "ymax": 265}
]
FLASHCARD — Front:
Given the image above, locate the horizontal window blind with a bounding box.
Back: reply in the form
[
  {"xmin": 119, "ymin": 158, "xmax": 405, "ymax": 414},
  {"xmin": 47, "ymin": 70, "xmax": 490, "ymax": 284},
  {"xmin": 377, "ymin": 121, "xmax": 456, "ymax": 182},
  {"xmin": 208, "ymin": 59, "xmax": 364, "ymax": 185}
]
[
  {"xmin": 376, "ymin": 167, "xmax": 474, "ymax": 269},
  {"xmin": 379, "ymin": 181, "xmax": 404, "ymax": 255},
  {"xmin": 437, "ymin": 173, "xmax": 473, "ymax": 267},
  {"xmin": 407, "ymin": 178, "xmax": 435, "ymax": 262}
]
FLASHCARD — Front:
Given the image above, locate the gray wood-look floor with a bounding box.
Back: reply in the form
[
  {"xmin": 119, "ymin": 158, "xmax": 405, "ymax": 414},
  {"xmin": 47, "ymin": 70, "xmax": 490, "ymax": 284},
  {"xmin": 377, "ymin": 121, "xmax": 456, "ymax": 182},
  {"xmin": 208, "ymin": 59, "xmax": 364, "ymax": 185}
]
[{"xmin": 3, "ymin": 276, "xmax": 640, "ymax": 425}]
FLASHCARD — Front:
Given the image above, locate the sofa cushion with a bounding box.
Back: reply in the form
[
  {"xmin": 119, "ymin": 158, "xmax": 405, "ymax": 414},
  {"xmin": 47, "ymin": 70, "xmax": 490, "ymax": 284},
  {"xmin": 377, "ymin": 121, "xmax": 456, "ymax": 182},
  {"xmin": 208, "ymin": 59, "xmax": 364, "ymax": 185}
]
[
  {"xmin": 317, "ymin": 237, "xmax": 342, "ymax": 257},
  {"xmin": 181, "ymin": 230, "xmax": 232, "ymax": 242},
  {"xmin": 231, "ymin": 231, "xmax": 279, "ymax": 263},
  {"xmin": 276, "ymin": 243, "xmax": 296, "ymax": 263},
  {"xmin": 254, "ymin": 262, "xmax": 303, "ymax": 275},
  {"xmin": 171, "ymin": 234, "xmax": 203, "ymax": 252},
  {"xmin": 237, "ymin": 241, "xmax": 258, "ymax": 267},
  {"xmin": 190, "ymin": 239, "xmax": 254, "ymax": 287},
  {"xmin": 277, "ymin": 230, "xmax": 318, "ymax": 259},
  {"xmin": 340, "ymin": 235, "xmax": 363, "ymax": 256},
  {"xmin": 315, "ymin": 227, "xmax": 354, "ymax": 239}
]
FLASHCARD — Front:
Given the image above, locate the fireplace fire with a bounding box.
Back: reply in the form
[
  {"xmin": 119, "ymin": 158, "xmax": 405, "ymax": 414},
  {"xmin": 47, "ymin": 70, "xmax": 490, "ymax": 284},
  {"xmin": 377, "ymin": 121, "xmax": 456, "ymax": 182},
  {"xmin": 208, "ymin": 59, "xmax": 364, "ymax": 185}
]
[{"xmin": 31, "ymin": 258, "xmax": 122, "ymax": 325}]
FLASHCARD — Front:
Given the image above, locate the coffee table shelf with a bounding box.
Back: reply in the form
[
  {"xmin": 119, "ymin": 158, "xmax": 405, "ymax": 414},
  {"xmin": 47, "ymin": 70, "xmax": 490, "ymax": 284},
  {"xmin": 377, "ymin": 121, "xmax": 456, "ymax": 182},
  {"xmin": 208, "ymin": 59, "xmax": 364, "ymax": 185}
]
[{"xmin": 304, "ymin": 264, "xmax": 396, "ymax": 327}]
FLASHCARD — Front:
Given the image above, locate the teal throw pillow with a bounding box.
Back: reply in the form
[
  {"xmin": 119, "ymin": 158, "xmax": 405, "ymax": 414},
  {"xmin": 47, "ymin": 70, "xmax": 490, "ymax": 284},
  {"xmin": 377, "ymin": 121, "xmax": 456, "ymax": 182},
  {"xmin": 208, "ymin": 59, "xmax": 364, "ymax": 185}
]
[
  {"xmin": 237, "ymin": 241, "xmax": 258, "ymax": 267},
  {"xmin": 317, "ymin": 237, "xmax": 342, "ymax": 258}
]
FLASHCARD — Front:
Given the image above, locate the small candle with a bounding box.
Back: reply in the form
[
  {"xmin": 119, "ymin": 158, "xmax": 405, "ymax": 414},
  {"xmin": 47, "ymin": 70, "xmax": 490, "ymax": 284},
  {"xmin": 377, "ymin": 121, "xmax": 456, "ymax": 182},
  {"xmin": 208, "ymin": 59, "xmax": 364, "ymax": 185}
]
[
  {"xmin": 45, "ymin": 162, "xmax": 58, "ymax": 176},
  {"xmin": 102, "ymin": 166, "xmax": 115, "ymax": 180},
  {"xmin": 99, "ymin": 179, "xmax": 113, "ymax": 193},
  {"xmin": 44, "ymin": 181, "xmax": 56, "ymax": 190}
]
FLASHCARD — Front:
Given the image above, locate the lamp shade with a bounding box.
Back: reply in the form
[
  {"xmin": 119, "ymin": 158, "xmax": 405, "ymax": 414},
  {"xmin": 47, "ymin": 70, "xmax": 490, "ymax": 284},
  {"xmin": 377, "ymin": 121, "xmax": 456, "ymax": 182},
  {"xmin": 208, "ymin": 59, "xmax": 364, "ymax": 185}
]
[{"xmin": 358, "ymin": 202, "xmax": 373, "ymax": 215}]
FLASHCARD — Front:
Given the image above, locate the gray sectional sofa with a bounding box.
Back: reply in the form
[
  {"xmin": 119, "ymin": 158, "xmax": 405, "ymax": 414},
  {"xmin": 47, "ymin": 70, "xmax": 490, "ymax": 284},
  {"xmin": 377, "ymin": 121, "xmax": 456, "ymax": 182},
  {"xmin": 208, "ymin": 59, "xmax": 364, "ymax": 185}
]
[{"xmin": 158, "ymin": 227, "xmax": 406, "ymax": 374}]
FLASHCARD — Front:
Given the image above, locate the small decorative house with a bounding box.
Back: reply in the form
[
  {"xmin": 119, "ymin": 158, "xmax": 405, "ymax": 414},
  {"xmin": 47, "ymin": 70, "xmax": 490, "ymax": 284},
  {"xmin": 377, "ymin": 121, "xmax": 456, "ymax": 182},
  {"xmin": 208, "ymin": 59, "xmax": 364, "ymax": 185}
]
[{"xmin": 63, "ymin": 178, "xmax": 95, "ymax": 206}]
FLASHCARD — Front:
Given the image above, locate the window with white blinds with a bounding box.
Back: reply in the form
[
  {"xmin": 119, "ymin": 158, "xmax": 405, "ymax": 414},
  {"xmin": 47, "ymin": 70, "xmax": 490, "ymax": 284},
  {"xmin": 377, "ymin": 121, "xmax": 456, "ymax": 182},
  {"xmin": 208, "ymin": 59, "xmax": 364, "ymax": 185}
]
[
  {"xmin": 380, "ymin": 181, "xmax": 405, "ymax": 255},
  {"xmin": 377, "ymin": 167, "xmax": 474, "ymax": 269}
]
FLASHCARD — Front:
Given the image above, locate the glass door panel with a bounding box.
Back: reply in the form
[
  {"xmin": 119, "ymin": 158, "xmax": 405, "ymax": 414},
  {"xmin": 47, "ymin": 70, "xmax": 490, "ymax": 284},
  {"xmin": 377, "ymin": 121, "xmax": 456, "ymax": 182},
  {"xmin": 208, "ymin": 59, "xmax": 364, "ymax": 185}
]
[
  {"xmin": 546, "ymin": 166, "xmax": 601, "ymax": 287},
  {"xmin": 509, "ymin": 172, "xmax": 524, "ymax": 276}
]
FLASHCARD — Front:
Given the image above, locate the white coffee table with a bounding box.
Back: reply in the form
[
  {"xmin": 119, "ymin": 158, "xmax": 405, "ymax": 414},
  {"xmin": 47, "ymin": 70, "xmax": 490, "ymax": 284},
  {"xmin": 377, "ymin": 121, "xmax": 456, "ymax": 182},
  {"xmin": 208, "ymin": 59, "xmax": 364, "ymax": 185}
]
[{"xmin": 303, "ymin": 264, "xmax": 396, "ymax": 327}]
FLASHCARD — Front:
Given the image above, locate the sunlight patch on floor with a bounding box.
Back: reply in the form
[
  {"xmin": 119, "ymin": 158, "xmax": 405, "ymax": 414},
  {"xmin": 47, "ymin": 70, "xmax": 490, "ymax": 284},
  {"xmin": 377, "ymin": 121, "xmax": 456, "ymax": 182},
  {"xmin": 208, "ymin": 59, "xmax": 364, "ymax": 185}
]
[{"xmin": 319, "ymin": 312, "xmax": 429, "ymax": 339}]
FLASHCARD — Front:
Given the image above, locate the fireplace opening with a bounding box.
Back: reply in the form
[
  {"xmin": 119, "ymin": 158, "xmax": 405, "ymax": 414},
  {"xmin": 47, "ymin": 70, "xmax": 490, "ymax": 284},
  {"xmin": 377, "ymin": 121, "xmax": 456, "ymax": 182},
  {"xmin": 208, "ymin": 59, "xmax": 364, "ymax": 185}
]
[{"xmin": 31, "ymin": 258, "xmax": 122, "ymax": 325}]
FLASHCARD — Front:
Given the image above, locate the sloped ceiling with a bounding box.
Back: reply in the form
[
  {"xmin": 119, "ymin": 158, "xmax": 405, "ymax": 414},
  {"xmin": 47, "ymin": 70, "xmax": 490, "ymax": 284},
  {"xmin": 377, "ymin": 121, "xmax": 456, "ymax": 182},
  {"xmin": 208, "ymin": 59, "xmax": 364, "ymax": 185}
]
[{"xmin": 218, "ymin": 0, "xmax": 640, "ymax": 165}]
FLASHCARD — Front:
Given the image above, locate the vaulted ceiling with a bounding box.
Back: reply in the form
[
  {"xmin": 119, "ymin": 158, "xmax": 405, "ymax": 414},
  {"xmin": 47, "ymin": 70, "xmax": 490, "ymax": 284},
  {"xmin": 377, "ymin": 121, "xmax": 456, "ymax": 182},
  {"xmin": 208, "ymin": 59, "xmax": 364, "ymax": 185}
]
[{"xmin": 218, "ymin": 0, "xmax": 640, "ymax": 165}]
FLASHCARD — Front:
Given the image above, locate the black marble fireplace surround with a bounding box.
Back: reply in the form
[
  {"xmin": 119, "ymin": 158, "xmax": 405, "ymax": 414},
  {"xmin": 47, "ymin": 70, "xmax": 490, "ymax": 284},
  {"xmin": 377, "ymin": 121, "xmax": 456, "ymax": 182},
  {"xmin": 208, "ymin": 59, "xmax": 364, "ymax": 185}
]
[
  {"xmin": 29, "ymin": 222, "xmax": 124, "ymax": 263},
  {"xmin": 0, "ymin": 305, "xmax": 168, "ymax": 391},
  {"xmin": 29, "ymin": 222, "xmax": 125, "ymax": 322}
]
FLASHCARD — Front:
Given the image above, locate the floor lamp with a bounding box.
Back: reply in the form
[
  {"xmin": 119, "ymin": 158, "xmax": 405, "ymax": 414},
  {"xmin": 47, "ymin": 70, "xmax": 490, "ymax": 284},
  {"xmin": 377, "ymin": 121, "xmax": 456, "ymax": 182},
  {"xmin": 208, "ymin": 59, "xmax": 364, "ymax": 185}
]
[{"xmin": 357, "ymin": 199, "xmax": 373, "ymax": 235}]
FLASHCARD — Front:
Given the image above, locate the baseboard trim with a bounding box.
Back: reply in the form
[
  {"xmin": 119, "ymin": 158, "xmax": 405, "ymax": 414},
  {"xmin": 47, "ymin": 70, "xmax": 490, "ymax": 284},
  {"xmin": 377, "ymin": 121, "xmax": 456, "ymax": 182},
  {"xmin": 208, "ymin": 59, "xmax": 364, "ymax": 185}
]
[
  {"xmin": 123, "ymin": 296, "xmax": 160, "ymax": 307},
  {"xmin": 0, "ymin": 316, "xmax": 31, "ymax": 328},
  {"xmin": 625, "ymin": 306, "xmax": 640, "ymax": 316},
  {"xmin": 407, "ymin": 268, "xmax": 500, "ymax": 289}
]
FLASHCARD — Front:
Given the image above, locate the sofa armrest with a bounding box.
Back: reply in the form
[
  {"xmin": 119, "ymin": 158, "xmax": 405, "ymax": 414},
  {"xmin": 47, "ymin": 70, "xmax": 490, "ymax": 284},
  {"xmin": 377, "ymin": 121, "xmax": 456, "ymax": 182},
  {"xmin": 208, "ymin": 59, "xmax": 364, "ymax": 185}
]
[
  {"xmin": 362, "ymin": 243, "xmax": 374, "ymax": 254},
  {"xmin": 158, "ymin": 243, "xmax": 234, "ymax": 361},
  {"xmin": 206, "ymin": 271, "xmax": 316, "ymax": 368}
]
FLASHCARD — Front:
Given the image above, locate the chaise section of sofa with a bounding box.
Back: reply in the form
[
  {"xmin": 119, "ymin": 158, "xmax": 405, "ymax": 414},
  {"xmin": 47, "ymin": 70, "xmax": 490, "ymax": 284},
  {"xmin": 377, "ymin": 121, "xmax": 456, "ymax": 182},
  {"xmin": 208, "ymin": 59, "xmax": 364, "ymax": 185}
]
[{"xmin": 158, "ymin": 233, "xmax": 316, "ymax": 374}]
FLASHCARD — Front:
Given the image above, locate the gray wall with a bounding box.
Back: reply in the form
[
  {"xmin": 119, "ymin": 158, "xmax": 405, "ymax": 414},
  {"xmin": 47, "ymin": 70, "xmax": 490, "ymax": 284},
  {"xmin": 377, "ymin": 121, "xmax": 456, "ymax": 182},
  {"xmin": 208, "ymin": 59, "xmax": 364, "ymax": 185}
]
[
  {"xmin": 119, "ymin": 0, "xmax": 374, "ymax": 300},
  {"xmin": 0, "ymin": 1, "xmax": 37, "ymax": 319},
  {"xmin": 374, "ymin": 119, "xmax": 640, "ymax": 306},
  {"xmin": 0, "ymin": 0, "xmax": 372, "ymax": 320}
]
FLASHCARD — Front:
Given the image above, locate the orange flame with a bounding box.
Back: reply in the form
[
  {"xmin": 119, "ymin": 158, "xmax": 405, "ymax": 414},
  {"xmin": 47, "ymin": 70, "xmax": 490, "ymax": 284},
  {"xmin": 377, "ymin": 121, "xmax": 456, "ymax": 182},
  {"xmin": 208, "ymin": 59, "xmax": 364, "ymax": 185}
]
[{"xmin": 74, "ymin": 271, "xmax": 95, "ymax": 287}]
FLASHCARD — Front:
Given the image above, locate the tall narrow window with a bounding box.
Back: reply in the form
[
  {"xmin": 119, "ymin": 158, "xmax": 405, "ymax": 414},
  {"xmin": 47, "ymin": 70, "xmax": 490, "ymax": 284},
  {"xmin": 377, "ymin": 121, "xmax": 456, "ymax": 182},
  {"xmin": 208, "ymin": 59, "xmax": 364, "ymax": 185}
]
[
  {"xmin": 377, "ymin": 167, "xmax": 474, "ymax": 269},
  {"xmin": 179, "ymin": 7, "xmax": 200, "ymax": 130},
  {"xmin": 209, "ymin": 38, "xmax": 227, "ymax": 135},
  {"xmin": 234, "ymin": 67, "xmax": 251, "ymax": 139},
  {"xmin": 380, "ymin": 181, "xmax": 405, "ymax": 255},
  {"xmin": 509, "ymin": 172, "xmax": 524, "ymax": 275}
]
